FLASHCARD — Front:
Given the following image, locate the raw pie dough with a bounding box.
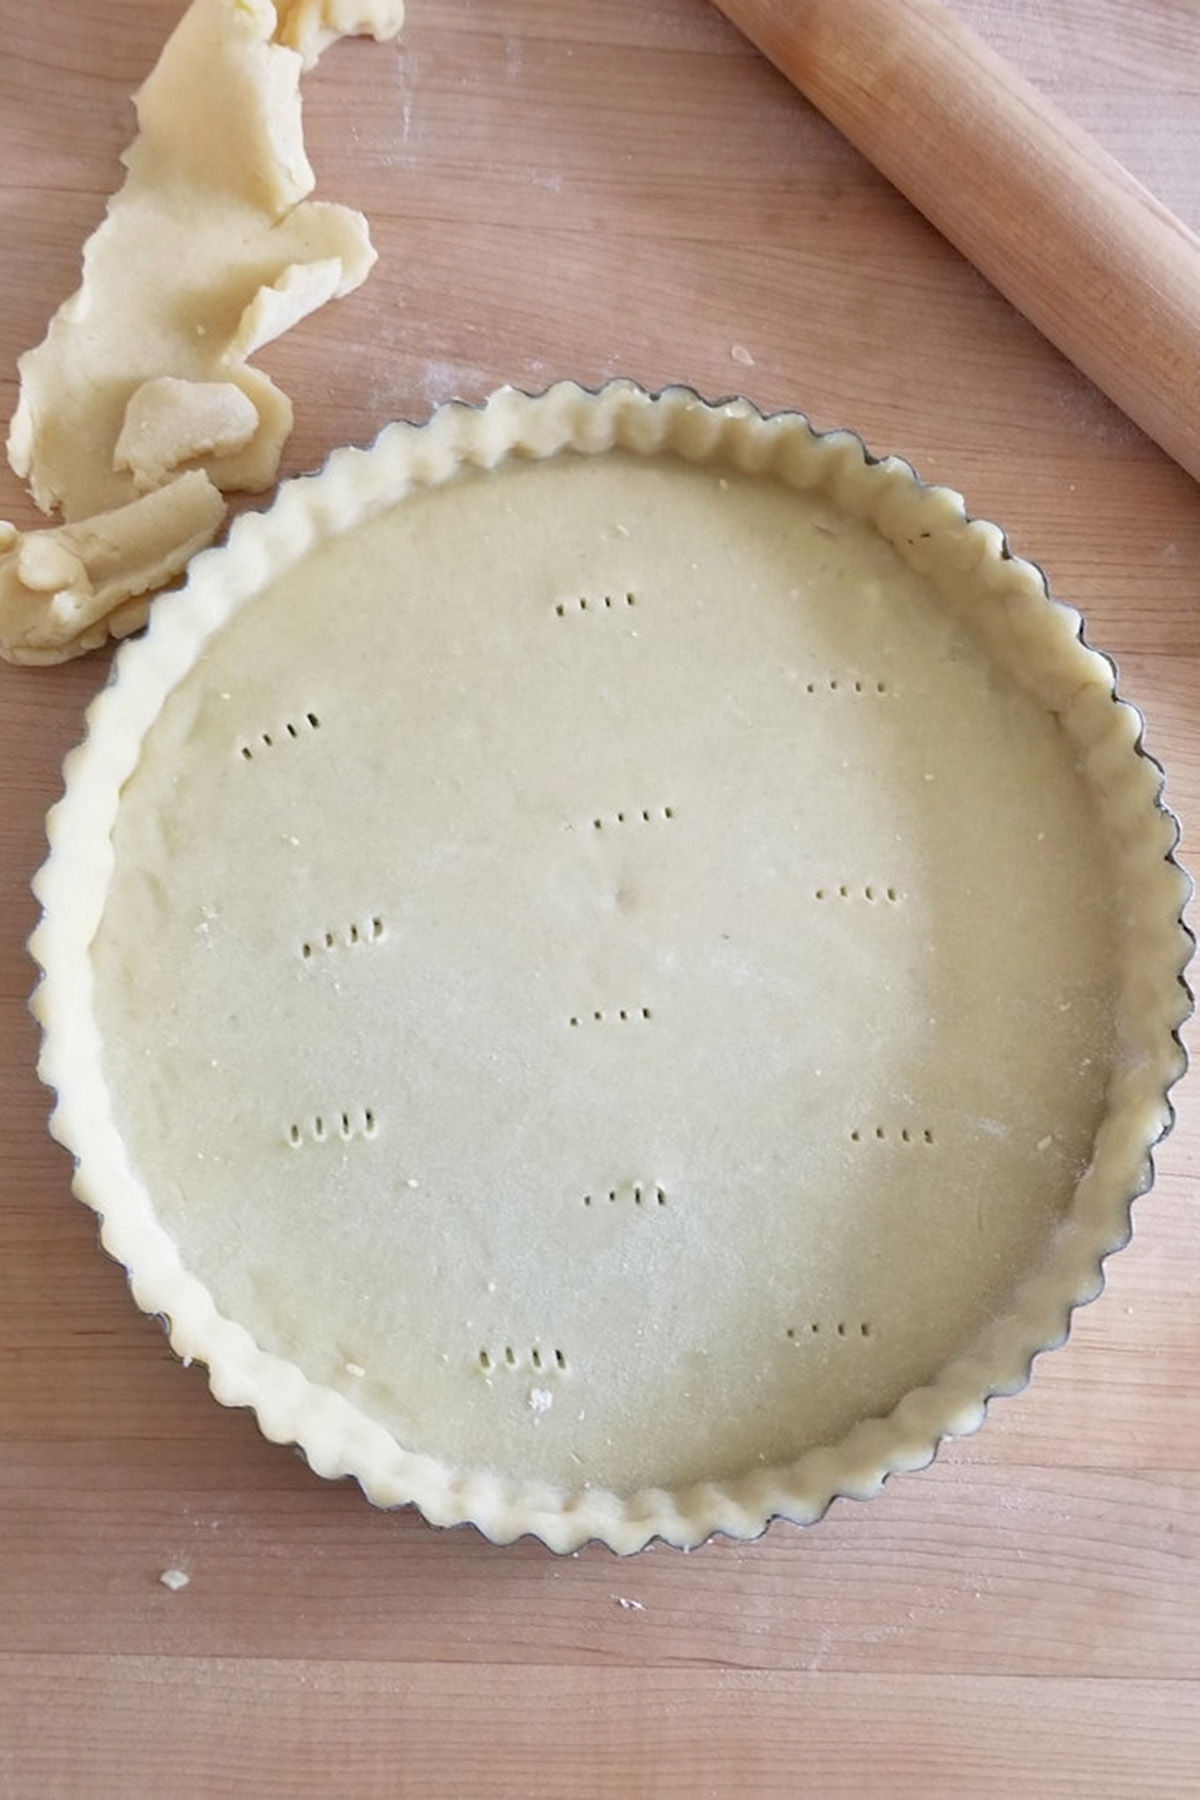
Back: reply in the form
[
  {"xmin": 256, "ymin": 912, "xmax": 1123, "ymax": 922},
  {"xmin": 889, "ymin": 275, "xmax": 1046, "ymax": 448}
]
[
  {"xmin": 33, "ymin": 384, "xmax": 1190, "ymax": 1551},
  {"xmin": 0, "ymin": 0, "xmax": 403, "ymax": 664}
]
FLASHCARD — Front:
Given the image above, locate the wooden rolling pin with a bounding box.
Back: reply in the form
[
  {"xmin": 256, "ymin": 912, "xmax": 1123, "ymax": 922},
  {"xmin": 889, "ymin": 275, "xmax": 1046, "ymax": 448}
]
[{"xmin": 711, "ymin": 0, "xmax": 1200, "ymax": 482}]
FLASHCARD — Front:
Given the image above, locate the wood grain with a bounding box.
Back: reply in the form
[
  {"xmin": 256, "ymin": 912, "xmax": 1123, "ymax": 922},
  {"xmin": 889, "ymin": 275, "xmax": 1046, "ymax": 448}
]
[
  {"xmin": 1, "ymin": 2, "xmax": 1197, "ymax": 1795},
  {"xmin": 712, "ymin": 0, "xmax": 1200, "ymax": 480},
  {"xmin": 3, "ymin": 1662, "xmax": 1199, "ymax": 1799}
]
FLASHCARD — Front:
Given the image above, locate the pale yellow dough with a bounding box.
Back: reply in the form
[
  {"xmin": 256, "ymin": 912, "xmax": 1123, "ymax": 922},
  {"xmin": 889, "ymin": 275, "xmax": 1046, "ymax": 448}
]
[
  {"xmin": 0, "ymin": 475, "xmax": 227, "ymax": 665},
  {"xmin": 33, "ymin": 386, "xmax": 1190, "ymax": 1552},
  {"xmin": 94, "ymin": 448, "xmax": 1118, "ymax": 1490},
  {"xmin": 1, "ymin": 0, "xmax": 402, "ymax": 664}
]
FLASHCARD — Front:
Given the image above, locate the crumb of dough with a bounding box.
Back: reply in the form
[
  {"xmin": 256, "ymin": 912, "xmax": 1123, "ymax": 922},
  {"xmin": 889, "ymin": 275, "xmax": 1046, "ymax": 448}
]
[
  {"xmin": 2, "ymin": 0, "xmax": 402, "ymax": 663},
  {"xmin": 730, "ymin": 342, "xmax": 755, "ymax": 367},
  {"xmin": 159, "ymin": 1568, "xmax": 191, "ymax": 1591}
]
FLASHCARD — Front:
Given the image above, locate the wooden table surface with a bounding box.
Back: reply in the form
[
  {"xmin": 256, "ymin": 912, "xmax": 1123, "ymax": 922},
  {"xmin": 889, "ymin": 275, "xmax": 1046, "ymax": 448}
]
[{"xmin": 2, "ymin": 2, "xmax": 1198, "ymax": 1794}]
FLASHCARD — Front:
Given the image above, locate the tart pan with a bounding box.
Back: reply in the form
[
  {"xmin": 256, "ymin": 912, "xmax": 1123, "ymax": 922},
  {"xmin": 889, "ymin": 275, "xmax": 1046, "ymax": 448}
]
[{"xmin": 31, "ymin": 381, "xmax": 1193, "ymax": 1552}]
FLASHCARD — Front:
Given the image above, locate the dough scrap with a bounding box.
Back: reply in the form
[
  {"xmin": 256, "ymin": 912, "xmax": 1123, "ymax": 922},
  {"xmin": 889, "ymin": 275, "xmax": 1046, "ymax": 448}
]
[
  {"xmin": 275, "ymin": 0, "xmax": 408, "ymax": 70},
  {"xmin": 2, "ymin": 0, "xmax": 403, "ymax": 663},
  {"xmin": 0, "ymin": 473, "xmax": 226, "ymax": 666},
  {"xmin": 114, "ymin": 379, "xmax": 261, "ymax": 494}
]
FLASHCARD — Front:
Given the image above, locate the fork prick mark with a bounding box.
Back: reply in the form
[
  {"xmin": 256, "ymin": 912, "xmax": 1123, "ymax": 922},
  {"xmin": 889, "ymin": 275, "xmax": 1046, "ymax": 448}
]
[
  {"xmin": 554, "ymin": 591, "xmax": 637, "ymax": 617},
  {"xmin": 288, "ymin": 1106, "xmax": 378, "ymax": 1147},
  {"xmin": 238, "ymin": 710, "xmax": 322, "ymax": 762},
  {"xmin": 568, "ymin": 1006, "xmax": 653, "ymax": 1027}
]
